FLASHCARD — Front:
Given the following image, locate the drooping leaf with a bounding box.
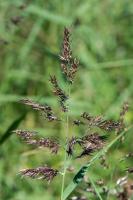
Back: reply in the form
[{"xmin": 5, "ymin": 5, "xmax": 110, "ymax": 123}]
[{"xmin": 0, "ymin": 114, "xmax": 26, "ymax": 145}]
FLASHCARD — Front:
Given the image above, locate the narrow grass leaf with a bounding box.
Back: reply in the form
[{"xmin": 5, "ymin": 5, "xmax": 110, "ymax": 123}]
[
  {"xmin": 89, "ymin": 175, "xmax": 103, "ymax": 200},
  {"xmin": 26, "ymin": 5, "xmax": 72, "ymax": 25},
  {"xmin": 0, "ymin": 114, "xmax": 26, "ymax": 145},
  {"xmin": 62, "ymin": 126, "xmax": 132, "ymax": 200}
]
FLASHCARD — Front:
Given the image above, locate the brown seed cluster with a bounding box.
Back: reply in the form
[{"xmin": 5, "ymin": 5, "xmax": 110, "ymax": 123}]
[
  {"xmin": 50, "ymin": 75, "xmax": 68, "ymax": 112},
  {"xmin": 32, "ymin": 138, "xmax": 59, "ymax": 154},
  {"xmin": 14, "ymin": 130, "xmax": 59, "ymax": 154},
  {"xmin": 77, "ymin": 133, "xmax": 106, "ymax": 158},
  {"xmin": 19, "ymin": 166, "xmax": 58, "ymax": 183},
  {"xmin": 67, "ymin": 137, "xmax": 78, "ymax": 156},
  {"xmin": 60, "ymin": 27, "xmax": 79, "ymax": 83},
  {"xmin": 20, "ymin": 98, "xmax": 59, "ymax": 121},
  {"xmin": 81, "ymin": 112, "xmax": 123, "ymax": 132},
  {"xmin": 13, "ymin": 130, "xmax": 36, "ymax": 141},
  {"xmin": 67, "ymin": 133, "xmax": 106, "ymax": 158}
]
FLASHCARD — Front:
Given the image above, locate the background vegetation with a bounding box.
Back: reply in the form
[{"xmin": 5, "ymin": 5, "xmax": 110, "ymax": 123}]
[{"xmin": 0, "ymin": 0, "xmax": 133, "ymax": 199}]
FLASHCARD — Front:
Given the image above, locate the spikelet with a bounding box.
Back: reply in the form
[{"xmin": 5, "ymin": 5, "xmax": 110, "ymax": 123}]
[
  {"xmin": 20, "ymin": 98, "xmax": 59, "ymax": 121},
  {"xmin": 14, "ymin": 130, "xmax": 59, "ymax": 154},
  {"xmin": 19, "ymin": 166, "xmax": 58, "ymax": 182},
  {"xmin": 60, "ymin": 27, "xmax": 79, "ymax": 83},
  {"xmin": 66, "ymin": 133, "xmax": 106, "ymax": 158},
  {"xmin": 49, "ymin": 75, "xmax": 68, "ymax": 112}
]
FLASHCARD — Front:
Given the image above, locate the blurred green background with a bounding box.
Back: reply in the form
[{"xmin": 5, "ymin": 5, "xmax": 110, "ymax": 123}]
[{"xmin": 0, "ymin": 0, "xmax": 133, "ymax": 199}]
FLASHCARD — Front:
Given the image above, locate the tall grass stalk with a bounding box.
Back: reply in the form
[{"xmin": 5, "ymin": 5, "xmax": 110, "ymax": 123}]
[{"xmin": 61, "ymin": 84, "xmax": 71, "ymax": 200}]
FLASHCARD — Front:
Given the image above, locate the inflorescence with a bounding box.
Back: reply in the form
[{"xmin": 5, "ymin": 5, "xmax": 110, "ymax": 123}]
[{"xmin": 14, "ymin": 28, "xmax": 129, "ymax": 190}]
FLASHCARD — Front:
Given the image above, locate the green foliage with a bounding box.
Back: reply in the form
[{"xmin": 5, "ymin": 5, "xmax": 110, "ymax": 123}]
[
  {"xmin": 0, "ymin": 114, "xmax": 26, "ymax": 145},
  {"xmin": 63, "ymin": 127, "xmax": 132, "ymax": 199}
]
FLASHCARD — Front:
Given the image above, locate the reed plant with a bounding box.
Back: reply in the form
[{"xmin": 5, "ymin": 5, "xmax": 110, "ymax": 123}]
[{"xmin": 13, "ymin": 28, "xmax": 132, "ymax": 200}]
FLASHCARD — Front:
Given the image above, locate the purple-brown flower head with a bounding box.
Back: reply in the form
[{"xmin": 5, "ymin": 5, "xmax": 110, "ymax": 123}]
[
  {"xmin": 49, "ymin": 75, "xmax": 68, "ymax": 112},
  {"xmin": 66, "ymin": 137, "xmax": 78, "ymax": 156},
  {"xmin": 66, "ymin": 133, "xmax": 106, "ymax": 158},
  {"xmin": 60, "ymin": 27, "xmax": 72, "ymax": 66},
  {"xmin": 20, "ymin": 98, "xmax": 59, "ymax": 121},
  {"xmin": 19, "ymin": 166, "xmax": 58, "ymax": 182},
  {"xmin": 60, "ymin": 27, "xmax": 79, "ymax": 83},
  {"xmin": 81, "ymin": 112, "xmax": 123, "ymax": 132},
  {"xmin": 77, "ymin": 133, "xmax": 106, "ymax": 158},
  {"xmin": 14, "ymin": 130, "xmax": 60, "ymax": 154},
  {"xmin": 34, "ymin": 137, "xmax": 59, "ymax": 154},
  {"xmin": 67, "ymin": 58, "xmax": 79, "ymax": 83},
  {"xmin": 13, "ymin": 130, "xmax": 36, "ymax": 141}
]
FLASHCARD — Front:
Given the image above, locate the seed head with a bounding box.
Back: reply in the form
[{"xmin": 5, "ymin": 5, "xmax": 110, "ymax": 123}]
[
  {"xmin": 81, "ymin": 112, "xmax": 122, "ymax": 132},
  {"xmin": 27, "ymin": 138, "xmax": 59, "ymax": 154},
  {"xmin": 77, "ymin": 133, "xmax": 106, "ymax": 158},
  {"xmin": 15, "ymin": 129, "xmax": 60, "ymax": 154},
  {"xmin": 66, "ymin": 137, "xmax": 78, "ymax": 156},
  {"xmin": 19, "ymin": 166, "xmax": 58, "ymax": 182},
  {"xmin": 20, "ymin": 98, "xmax": 59, "ymax": 121},
  {"xmin": 66, "ymin": 133, "xmax": 106, "ymax": 158},
  {"xmin": 60, "ymin": 27, "xmax": 79, "ymax": 83},
  {"xmin": 49, "ymin": 75, "xmax": 68, "ymax": 112},
  {"xmin": 13, "ymin": 130, "xmax": 36, "ymax": 141}
]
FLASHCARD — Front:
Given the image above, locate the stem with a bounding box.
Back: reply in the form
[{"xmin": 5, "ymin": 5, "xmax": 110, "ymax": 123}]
[
  {"xmin": 61, "ymin": 84, "xmax": 71, "ymax": 200},
  {"xmin": 89, "ymin": 176, "xmax": 103, "ymax": 200}
]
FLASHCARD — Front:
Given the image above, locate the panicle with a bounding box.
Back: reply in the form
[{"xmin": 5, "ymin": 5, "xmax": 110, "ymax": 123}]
[
  {"xmin": 49, "ymin": 75, "xmax": 68, "ymax": 112},
  {"xmin": 14, "ymin": 130, "xmax": 59, "ymax": 154},
  {"xmin": 81, "ymin": 102, "xmax": 129, "ymax": 133},
  {"xmin": 19, "ymin": 166, "xmax": 58, "ymax": 182},
  {"xmin": 13, "ymin": 130, "xmax": 36, "ymax": 141},
  {"xmin": 20, "ymin": 98, "xmax": 59, "ymax": 121},
  {"xmin": 77, "ymin": 133, "xmax": 105, "ymax": 158},
  {"xmin": 81, "ymin": 112, "xmax": 122, "ymax": 132},
  {"xmin": 66, "ymin": 137, "xmax": 78, "ymax": 156},
  {"xmin": 66, "ymin": 133, "xmax": 106, "ymax": 158},
  {"xmin": 33, "ymin": 138, "xmax": 59, "ymax": 154},
  {"xmin": 81, "ymin": 112, "xmax": 103, "ymax": 126},
  {"xmin": 67, "ymin": 58, "xmax": 79, "ymax": 83},
  {"xmin": 60, "ymin": 27, "xmax": 72, "ymax": 64},
  {"xmin": 60, "ymin": 27, "xmax": 79, "ymax": 83},
  {"xmin": 98, "ymin": 119, "xmax": 121, "ymax": 132}
]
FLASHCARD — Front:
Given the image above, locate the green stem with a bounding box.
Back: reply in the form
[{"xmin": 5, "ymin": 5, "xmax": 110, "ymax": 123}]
[
  {"xmin": 61, "ymin": 84, "xmax": 71, "ymax": 200},
  {"xmin": 89, "ymin": 176, "xmax": 103, "ymax": 200}
]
